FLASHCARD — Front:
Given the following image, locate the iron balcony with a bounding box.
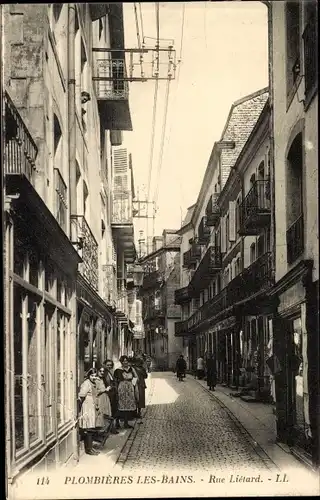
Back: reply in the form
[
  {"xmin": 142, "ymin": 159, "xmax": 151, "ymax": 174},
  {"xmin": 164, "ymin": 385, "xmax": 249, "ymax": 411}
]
[
  {"xmin": 188, "ymin": 252, "xmax": 273, "ymax": 332},
  {"xmin": 239, "ymin": 180, "xmax": 271, "ymax": 236},
  {"xmin": 286, "ymin": 215, "xmax": 304, "ymax": 265},
  {"xmin": 182, "ymin": 239, "xmax": 202, "ymax": 269},
  {"xmin": 198, "ymin": 216, "xmax": 211, "ymax": 245},
  {"xmin": 4, "ymin": 91, "xmax": 38, "ymax": 185},
  {"xmin": 174, "ymin": 285, "xmax": 193, "ymax": 305},
  {"xmin": 205, "ymin": 193, "xmax": 220, "ymax": 226},
  {"xmin": 174, "ymin": 319, "xmax": 189, "ymax": 337},
  {"xmin": 189, "ymin": 246, "xmax": 222, "ymax": 293},
  {"xmin": 142, "ymin": 269, "xmax": 163, "ymax": 290},
  {"xmin": 71, "ymin": 215, "xmax": 99, "ymax": 291}
]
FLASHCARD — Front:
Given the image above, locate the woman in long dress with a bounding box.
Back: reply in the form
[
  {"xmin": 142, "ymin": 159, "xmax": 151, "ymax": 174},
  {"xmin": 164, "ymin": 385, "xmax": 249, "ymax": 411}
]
[
  {"xmin": 78, "ymin": 368, "xmax": 100, "ymax": 455},
  {"xmin": 206, "ymin": 354, "xmax": 217, "ymax": 391},
  {"xmin": 114, "ymin": 355, "xmax": 137, "ymax": 429},
  {"xmin": 96, "ymin": 366, "xmax": 112, "ymax": 429},
  {"xmin": 132, "ymin": 357, "xmax": 148, "ymax": 418},
  {"xmin": 103, "ymin": 359, "xmax": 120, "ymax": 433}
]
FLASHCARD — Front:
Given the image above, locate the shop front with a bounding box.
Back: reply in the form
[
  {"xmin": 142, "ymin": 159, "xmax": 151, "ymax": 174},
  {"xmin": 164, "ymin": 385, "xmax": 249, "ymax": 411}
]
[{"xmin": 271, "ymin": 261, "xmax": 317, "ymax": 466}]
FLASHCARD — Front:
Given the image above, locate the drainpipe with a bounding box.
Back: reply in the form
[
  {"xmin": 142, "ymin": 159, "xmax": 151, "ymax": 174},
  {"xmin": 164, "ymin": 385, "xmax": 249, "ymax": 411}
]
[{"xmin": 67, "ymin": 3, "xmax": 78, "ymax": 464}]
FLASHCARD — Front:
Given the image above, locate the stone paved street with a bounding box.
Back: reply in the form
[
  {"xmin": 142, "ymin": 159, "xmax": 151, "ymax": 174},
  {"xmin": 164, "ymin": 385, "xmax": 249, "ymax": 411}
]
[{"xmin": 122, "ymin": 372, "xmax": 275, "ymax": 473}]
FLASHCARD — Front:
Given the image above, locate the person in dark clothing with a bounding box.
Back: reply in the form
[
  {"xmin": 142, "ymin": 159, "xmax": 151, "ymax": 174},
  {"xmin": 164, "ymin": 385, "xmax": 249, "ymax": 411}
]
[
  {"xmin": 176, "ymin": 355, "xmax": 187, "ymax": 381},
  {"xmin": 132, "ymin": 357, "xmax": 148, "ymax": 418},
  {"xmin": 103, "ymin": 359, "xmax": 120, "ymax": 433},
  {"xmin": 206, "ymin": 354, "xmax": 217, "ymax": 391}
]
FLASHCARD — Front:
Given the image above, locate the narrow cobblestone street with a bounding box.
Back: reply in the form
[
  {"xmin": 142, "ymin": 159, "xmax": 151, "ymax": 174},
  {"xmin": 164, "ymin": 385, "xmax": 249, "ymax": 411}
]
[{"xmin": 121, "ymin": 372, "xmax": 275, "ymax": 472}]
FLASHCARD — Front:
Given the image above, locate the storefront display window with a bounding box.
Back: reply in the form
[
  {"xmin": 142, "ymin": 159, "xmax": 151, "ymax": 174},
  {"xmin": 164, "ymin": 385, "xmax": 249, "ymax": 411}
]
[
  {"xmin": 27, "ymin": 294, "xmax": 40, "ymax": 444},
  {"xmin": 13, "ymin": 284, "xmax": 25, "ymax": 452},
  {"xmin": 45, "ymin": 306, "xmax": 55, "ymax": 436},
  {"xmin": 293, "ymin": 317, "xmax": 304, "ymax": 432}
]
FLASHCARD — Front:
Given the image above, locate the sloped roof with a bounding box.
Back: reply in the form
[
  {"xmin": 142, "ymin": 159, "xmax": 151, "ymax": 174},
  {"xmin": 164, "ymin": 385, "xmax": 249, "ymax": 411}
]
[
  {"xmin": 220, "ymin": 88, "xmax": 269, "ymax": 189},
  {"xmin": 180, "ymin": 204, "xmax": 196, "ymax": 229}
]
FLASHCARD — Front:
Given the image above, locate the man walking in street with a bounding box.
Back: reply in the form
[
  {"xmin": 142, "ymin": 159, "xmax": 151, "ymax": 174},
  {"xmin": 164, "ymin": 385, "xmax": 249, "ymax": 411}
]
[
  {"xmin": 197, "ymin": 355, "xmax": 205, "ymax": 380},
  {"xmin": 176, "ymin": 354, "xmax": 187, "ymax": 382}
]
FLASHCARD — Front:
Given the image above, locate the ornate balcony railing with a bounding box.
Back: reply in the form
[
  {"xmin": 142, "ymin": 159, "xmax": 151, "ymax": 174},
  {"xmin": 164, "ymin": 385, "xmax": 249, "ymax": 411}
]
[
  {"xmin": 112, "ymin": 190, "xmax": 133, "ymax": 225},
  {"xmin": 102, "ymin": 264, "xmax": 117, "ymax": 308},
  {"xmin": 205, "ymin": 193, "xmax": 220, "ymax": 226},
  {"xmin": 183, "ymin": 240, "xmax": 202, "ymax": 269},
  {"xmin": 142, "ymin": 269, "xmax": 163, "ymax": 290},
  {"xmin": 287, "ymin": 215, "xmax": 304, "ymax": 265},
  {"xmin": 174, "ymin": 285, "xmax": 193, "ymax": 305},
  {"xmin": 303, "ymin": 19, "xmax": 318, "ymax": 99},
  {"xmin": 54, "ymin": 168, "xmax": 68, "ymax": 232},
  {"xmin": 174, "ymin": 319, "xmax": 189, "ymax": 337},
  {"xmin": 198, "ymin": 216, "xmax": 211, "ymax": 244},
  {"xmin": 190, "ymin": 246, "xmax": 222, "ymax": 292},
  {"xmin": 92, "ymin": 54, "xmax": 129, "ymax": 100},
  {"xmin": 239, "ymin": 180, "xmax": 271, "ymax": 235},
  {"xmin": 71, "ymin": 215, "xmax": 99, "ymax": 291},
  {"xmin": 4, "ymin": 91, "xmax": 38, "ymax": 183},
  {"xmin": 187, "ymin": 252, "xmax": 273, "ymax": 332}
]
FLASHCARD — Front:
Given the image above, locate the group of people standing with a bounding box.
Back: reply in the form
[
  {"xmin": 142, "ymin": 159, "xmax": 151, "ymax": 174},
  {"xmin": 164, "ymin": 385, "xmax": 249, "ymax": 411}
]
[
  {"xmin": 78, "ymin": 355, "xmax": 148, "ymax": 455},
  {"xmin": 196, "ymin": 354, "xmax": 217, "ymax": 391}
]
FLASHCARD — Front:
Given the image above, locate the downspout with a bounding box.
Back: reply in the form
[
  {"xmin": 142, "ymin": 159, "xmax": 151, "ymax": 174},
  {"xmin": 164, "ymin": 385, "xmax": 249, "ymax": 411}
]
[{"xmin": 67, "ymin": 3, "xmax": 79, "ymax": 463}]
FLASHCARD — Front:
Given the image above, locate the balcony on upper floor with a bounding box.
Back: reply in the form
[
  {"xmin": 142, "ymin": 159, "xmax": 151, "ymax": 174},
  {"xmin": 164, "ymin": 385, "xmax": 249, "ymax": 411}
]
[
  {"xmin": 198, "ymin": 216, "xmax": 211, "ymax": 245},
  {"xmin": 190, "ymin": 245, "xmax": 222, "ymax": 294},
  {"xmin": 144, "ymin": 303, "xmax": 165, "ymax": 321},
  {"xmin": 102, "ymin": 264, "xmax": 117, "ymax": 309},
  {"xmin": 205, "ymin": 193, "xmax": 220, "ymax": 227},
  {"xmin": 287, "ymin": 215, "xmax": 304, "ymax": 265},
  {"xmin": 174, "ymin": 319, "xmax": 189, "ymax": 337},
  {"xmin": 182, "ymin": 239, "xmax": 202, "ymax": 269},
  {"xmin": 71, "ymin": 215, "xmax": 99, "ymax": 291},
  {"xmin": 174, "ymin": 285, "xmax": 193, "ymax": 305},
  {"xmin": 4, "ymin": 91, "xmax": 38, "ymax": 191},
  {"xmin": 142, "ymin": 269, "xmax": 163, "ymax": 291},
  {"xmin": 187, "ymin": 251, "xmax": 273, "ymax": 332},
  {"xmin": 239, "ymin": 180, "xmax": 271, "ymax": 236},
  {"xmin": 111, "ymin": 190, "xmax": 136, "ymax": 264}
]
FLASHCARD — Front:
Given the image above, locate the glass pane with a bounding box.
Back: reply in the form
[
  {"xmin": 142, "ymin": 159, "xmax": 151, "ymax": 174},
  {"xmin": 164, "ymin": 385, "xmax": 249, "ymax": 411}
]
[
  {"xmin": 45, "ymin": 307, "xmax": 54, "ymax": 435},
  {"xmin": 29, "ymin": 249, "xmax": 39, "ymax": 288},
  {"xmin": 57, "ymin": 312, "xmax": 63, "ymax": 424},
  {"xmin": 27, "ymin": 295, "xmax": 39, "ymax": 444},
  {"xmin": 63, "ymin": 317, "xmax": 70, "ymax": 421},
  {"xmin": 14, "ymin": 284, "xmax": 24, "ymax": 451},
  {"xmin": 14, "ymin": 233, "xmax": 25, "ymax": 277},
  {"xmin": 45, "ymin": 261, "xmax": 55, "ymax": 295}
]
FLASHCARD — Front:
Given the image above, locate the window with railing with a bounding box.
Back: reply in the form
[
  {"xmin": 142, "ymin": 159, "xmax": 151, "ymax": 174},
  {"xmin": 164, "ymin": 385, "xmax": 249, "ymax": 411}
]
[
  {"xmin": 54, "ymin": 168, "xmax": 68, "ymax": 232},
  {"xmin": 303, "ymin": 3, "xmax": 318, "ymax": 101},
  {"xmin": 286, "ymin": 1, "xmax": 301, "ymax": 96}
]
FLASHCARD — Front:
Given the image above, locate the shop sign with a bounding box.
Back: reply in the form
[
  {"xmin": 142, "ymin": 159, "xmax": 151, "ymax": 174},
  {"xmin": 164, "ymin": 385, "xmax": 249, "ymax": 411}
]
[{"xmin": 278, "ymin": 281, "xmax": 305, "ymax": 314}]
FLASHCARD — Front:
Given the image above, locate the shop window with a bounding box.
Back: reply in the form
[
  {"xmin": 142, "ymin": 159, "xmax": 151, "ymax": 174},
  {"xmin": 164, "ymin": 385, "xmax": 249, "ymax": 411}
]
[
  {"xmin": 292, "ymin": 317, "xmax": 304, "ymax": 432},
  {"xmin": 13, "ymin": 284, "xmax": 25, "ymax": 452},
  {"xmin": 286, "ymin": 1, "xmax": 301, "ymax": 96},
  {"xmin": 57, "ymin": 312, "xmax": 63, "ymax": 425},
  {"xmin": 27, "ymin": 294, "xmax": 40, "ymax": 444},
  {"xmin": 28, "ymin": 248, "xmax": 40, "ymax": 288},
  {"xmin": 14, "ymin": 230, "xmax": 25, "ymax": 278},
  {"xmin": 44, "ymin": 306, "xmax": 55, "ymax": 436}
]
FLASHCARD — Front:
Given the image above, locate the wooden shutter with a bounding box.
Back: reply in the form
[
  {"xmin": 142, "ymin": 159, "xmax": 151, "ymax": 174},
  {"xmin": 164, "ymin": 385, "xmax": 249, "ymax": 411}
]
[
  {"xmin": 229, "ymin": 201, "xmax": 236, "ymax": 242},
  {"xmin": 221, "ymin": 216, "xmax": 227, "ymax": 253},
  {"xmin": 112, "ymin": 147, "xmax": 130, "ymax": 222}
]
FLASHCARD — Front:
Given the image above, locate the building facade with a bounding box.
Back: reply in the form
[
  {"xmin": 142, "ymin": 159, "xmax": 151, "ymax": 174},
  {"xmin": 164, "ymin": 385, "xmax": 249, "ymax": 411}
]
[
  {"xmin": 139, "ymin": 231, "xmax": 183, "ymax": 370},
  {"xmin": 3, "ymin": 2, "xmax": 138, "ymax": 484},
  {"xmin": 267, "ymin": 0, "xmax": 319, "ymax": 466}
]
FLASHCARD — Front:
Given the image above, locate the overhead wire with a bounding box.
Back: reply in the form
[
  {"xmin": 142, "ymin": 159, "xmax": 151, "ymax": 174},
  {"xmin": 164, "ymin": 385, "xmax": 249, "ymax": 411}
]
[{"xmin": 138, "ymin": 3, "xmax": 145, "ymax": 44}]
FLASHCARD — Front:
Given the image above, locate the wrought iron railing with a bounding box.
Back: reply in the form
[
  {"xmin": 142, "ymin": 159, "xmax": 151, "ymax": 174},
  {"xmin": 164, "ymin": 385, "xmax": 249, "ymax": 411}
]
[
  {"xmin": 187, "ymin": 252, "xmax": 273, "ymax": 331},
  {"xmin": 183, "ymin": 240, "xmax": 202, "ymax": 268},
  {"xmin": 71, "ymin": 215, "xmax": 99, "ymax": 291},
  {"xmin": 198, "ymin": 216, "xmax": 211, "ymax": 244},
  {"xmin": 303, "ymin": 20, "xmax": 318, "ymax": 99},
  {"xmin": 54, "ymin": 168, "xmax": 68, "ymax": 232},
  {"xmin": 190, "ymin": 246, "xmax": 222, "ymax": 291},
  {"xmin": 240, "ymin": 180, "xmax": 271, "ymax": 224},
  {"xmin": 112, "ymin": 190, "xmax": 133, "ymax": 224},
  {"xmin": 174, "ymin": 285, "xmax": 192, "ymax": 304},
  {"xmin": 287, "ymin": 215, "xmax": 304, "ymax": 264},
  {"xmin": 4, "ymin": 91, "xmax": 38, "ymax": 183},
  {"xmin": 92, "ymin": 54, "xmax": 129, "ymax": 100},
  {"xmin": 205, "ymin": 193, "xmax": 220, "ymax": 226},
  {"xmin": 175, "ymin": 320, "xmax": 189, "ymax": 336}
]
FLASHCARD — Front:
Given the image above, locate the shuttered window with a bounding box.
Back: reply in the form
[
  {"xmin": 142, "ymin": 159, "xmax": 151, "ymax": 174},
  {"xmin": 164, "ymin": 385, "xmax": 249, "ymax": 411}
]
[
  {"xmin": 221, "ymin": 217, "xmax": 227, "ymax": 253},
  {"xmin": 229, "ymin": 201, "xmax": 236, "ymax": 242}
]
